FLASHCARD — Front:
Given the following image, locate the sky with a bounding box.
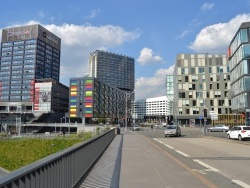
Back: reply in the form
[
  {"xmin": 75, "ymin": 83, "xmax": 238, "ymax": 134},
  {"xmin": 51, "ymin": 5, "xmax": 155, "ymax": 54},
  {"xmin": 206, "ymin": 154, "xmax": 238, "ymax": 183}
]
[{"xmin": 1, "ymin": 0, "xmax": 250, "ymax": 100}]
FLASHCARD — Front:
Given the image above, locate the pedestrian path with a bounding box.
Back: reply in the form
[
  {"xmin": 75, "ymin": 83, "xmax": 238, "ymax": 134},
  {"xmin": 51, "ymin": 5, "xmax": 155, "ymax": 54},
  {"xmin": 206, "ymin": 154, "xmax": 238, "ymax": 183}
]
[
  {"xmin": 79, "ymin": 130, "xmax": 208, "ymax": 188},
  {"xmin": 78, "ymin": 134, "xmax": 123, "ymax": 188}
]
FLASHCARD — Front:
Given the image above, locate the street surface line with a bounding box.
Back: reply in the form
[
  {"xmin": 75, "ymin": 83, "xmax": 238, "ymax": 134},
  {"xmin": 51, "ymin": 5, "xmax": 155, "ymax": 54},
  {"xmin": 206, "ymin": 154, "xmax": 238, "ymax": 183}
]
[
  {"xmin": 175, "ymin": 150, "xmax": 190, "ymax": 157},
  {"xmin": 232, "ymin": 180, "xmax": 250, "ymax": 188},
  {"xmin": 163, "ymin": 144, "xmax": 174, "ymax": 149},
  {"xmin": 193, "ymin": 160, "xmax": 220, "ymax": 172},
  {"xmin": 145, "ymin": 136, "xmax": 218, "ymax": 188}
]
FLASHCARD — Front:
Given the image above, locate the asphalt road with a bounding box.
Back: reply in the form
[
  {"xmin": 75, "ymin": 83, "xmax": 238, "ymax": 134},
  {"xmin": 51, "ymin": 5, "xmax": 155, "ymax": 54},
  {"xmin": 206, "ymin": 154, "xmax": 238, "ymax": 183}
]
[{"xmin": 132, "ymin": 126, "xmax": 250, "ymax": 188}]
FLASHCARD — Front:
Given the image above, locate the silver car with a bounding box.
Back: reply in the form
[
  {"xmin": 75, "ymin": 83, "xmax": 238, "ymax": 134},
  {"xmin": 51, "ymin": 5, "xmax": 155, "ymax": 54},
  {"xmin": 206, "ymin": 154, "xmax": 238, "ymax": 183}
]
[
  {"xmin": 165, "ymin": 125, "xmax": 181, "ymax": 137},
  {"xmin": 207, "ymin": 124, "xmax": 229, "ymax": 132}
]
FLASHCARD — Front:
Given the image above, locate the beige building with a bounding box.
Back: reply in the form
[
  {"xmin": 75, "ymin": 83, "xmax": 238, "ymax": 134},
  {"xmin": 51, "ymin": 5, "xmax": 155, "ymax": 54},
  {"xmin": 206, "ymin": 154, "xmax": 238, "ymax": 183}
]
[{"xmin": 173, "ymin": 53, "xmax": 232, "ymax": 126}]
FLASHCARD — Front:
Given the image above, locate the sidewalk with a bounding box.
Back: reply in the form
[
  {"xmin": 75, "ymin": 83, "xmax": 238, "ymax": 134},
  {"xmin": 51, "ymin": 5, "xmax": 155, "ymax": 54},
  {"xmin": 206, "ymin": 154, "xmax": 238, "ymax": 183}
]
[{"xmin": 79, "ymin": 130, "xmax": 207, "ymax": 188}]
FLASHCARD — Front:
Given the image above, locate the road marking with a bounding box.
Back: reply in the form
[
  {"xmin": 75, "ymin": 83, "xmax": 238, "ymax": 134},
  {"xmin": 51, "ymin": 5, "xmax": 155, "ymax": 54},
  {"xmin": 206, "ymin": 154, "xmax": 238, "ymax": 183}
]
[
  {"xmin": 143, "ymin": 136, "xmax": 218, "ymax": 188},
  {"xmin": 164, "ymin": 144, "xmax": 174, "ymax": 149},
  {"xmin": 193, "ymin": 160, "xmax": 219, "ymax": 172},
  {"xmin": 175, "ymin": 150, "xmax": 190, "ymax": 157},
  {"xmin": 232, "ymin": 180, "xmax": 250, "ymax": 188}
]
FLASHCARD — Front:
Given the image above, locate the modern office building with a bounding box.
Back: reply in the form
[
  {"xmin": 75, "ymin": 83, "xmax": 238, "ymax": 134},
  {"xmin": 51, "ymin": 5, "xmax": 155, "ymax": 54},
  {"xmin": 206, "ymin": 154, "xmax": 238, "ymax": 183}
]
[
  {"xmin": 88, "ymin": 50, "xmax": 135, "ymax": 92},
  {"xmin": 174, "ymin": 53, "xmax": 232, "ymax": 126},
  {"xmin": 1, "ymin": 78, "xmax": 69, "ymax": 125},
  {"xmin": 133, "ymin": 96, "xmax": 170, "ymax": 123},
  {"xmin": 0, "ymin": 24, "xmax": 65, "ymax": 125},
  {"xmin": 0, "ymin": 24, "xmax": 61, "ymax": 109},
  {"xmin": 69, "ymin": 77, "xmax": 131, "ymax": 125},
  {"xmin": 228, "ymin": 22, "xmax": 250, "ymax": 125}
]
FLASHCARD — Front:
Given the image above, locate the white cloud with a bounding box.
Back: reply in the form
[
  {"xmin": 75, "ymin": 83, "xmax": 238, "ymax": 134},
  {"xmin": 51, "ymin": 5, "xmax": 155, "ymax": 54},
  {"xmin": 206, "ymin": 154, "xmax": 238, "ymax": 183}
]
[
  {"xmin": 177, "ymin": 30, "xmax": 189, "ymax": 39},
  {"xmin": 9, "ymin": 21, "xmax": 140, "ymax": 85},
  {"xmin": 189, "ymin": 14, "xmax": 250, "ymax": 53},
  {"xmin": 201, "ymin": 3, "xmax": 214, "ymax": 11},
  {"xmin": 135, "ymin": 65, "xmax": 175, "ymax": 100},
  {"xmin": 137, "ymin": 47, "xmax": 163, "ymax": 65},
  {"xmin": 86, "ymin": 9, "xmax": 101, "ymax": 19}
]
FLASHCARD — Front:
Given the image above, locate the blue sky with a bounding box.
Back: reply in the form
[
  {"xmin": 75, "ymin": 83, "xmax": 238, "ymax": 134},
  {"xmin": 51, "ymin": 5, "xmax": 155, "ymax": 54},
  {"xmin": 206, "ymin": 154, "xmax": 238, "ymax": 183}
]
[{"xmin": 1, "ymin": 0, "xmax": 250, "ymax": 99}]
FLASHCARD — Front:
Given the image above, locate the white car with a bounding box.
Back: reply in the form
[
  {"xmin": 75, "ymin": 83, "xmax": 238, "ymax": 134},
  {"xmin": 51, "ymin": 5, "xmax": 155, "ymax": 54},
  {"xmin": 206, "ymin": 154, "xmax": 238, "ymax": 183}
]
[
  {"xmin": 133, "ymin": 125, "xmax": 140, "ymax": 131},
  {"xmin": 227, "ymin": 126, "xmax": 250, "ymax": 141},
  {"xmin": 165, "ymin": 125, "xmax": 181, "ymax": 137}
]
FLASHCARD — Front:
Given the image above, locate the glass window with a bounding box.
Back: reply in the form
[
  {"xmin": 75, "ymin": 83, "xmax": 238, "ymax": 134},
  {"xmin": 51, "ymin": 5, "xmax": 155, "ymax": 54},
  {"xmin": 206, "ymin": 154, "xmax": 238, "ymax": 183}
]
[
  {"xmin": 241, "ymin": 29, "xmax": 248, "ymax": 43},
  {"xmin": 243, "ymin": 44, "xmax": 250, "ymax": 58},
  {"xmin": 198, "ymin": 67, "xmax": 204, "ymax": 73},
  {"xmin": 209, "ymin": 67, "xmax": 212, "ymax": 73}
]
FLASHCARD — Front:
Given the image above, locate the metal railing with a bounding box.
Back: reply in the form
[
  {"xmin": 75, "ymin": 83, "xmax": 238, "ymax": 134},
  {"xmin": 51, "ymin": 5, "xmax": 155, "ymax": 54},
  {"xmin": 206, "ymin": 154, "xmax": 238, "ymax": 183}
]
[{"xmin": 0, "ymin": 128, "xmax": 117, "ymax": 188}]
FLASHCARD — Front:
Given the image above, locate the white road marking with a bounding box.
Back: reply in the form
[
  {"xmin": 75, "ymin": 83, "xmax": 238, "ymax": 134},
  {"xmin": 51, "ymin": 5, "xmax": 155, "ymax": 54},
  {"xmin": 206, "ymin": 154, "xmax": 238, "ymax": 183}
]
[
  {"xmin": 175, "ymin": 150, "xmax": 190, "ymax": 157},
  {"xmin": 193, "ymin": 160, "xmax": 219, "ymax": 172},
  {"xmin": 164, "ymin": 144, "xmax": 174, "ymax": 149},
  {"xmin": 187, "ymin": 140, "xmax": 198, "ymax": 144},
  {"xmin": 232, "ymin": 180, "xmax": 250, "ymax": 188}
]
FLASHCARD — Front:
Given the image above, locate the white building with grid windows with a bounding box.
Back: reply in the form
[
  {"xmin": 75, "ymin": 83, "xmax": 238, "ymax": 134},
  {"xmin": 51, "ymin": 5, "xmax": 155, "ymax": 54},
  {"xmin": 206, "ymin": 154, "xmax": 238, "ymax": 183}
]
[{"xmin": 133, "ymin": 96, "xmax": 171, "ymax": 122}]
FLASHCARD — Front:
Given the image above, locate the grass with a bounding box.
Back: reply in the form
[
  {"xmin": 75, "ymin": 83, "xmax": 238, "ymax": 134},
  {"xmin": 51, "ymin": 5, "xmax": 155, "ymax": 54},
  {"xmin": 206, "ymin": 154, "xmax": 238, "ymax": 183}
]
[{"xmin": 0, "ymin": 132, "xmax": 93, "ymax": 171}]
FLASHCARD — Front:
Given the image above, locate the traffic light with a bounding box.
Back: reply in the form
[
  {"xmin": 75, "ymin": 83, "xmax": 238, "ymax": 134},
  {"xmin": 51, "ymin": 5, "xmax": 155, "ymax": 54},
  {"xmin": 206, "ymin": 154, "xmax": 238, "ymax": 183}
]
[{"xmin": 204, "ymin": 109, "xmax": 207, "ymax": 117}]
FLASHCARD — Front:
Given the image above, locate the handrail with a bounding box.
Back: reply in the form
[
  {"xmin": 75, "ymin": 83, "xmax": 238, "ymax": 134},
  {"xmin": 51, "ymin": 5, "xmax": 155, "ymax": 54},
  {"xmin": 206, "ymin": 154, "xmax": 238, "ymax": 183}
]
[{"xmin": 0, "ymin": 128, "xmax": 117, "ymax": 188}]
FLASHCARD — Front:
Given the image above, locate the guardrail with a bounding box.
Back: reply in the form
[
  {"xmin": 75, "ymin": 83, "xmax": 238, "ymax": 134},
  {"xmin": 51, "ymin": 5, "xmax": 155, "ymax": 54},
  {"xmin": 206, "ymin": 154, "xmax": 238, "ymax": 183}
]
[{"xmin": 0, "ymin": 128, "xmax": 117, "ymax": 188}]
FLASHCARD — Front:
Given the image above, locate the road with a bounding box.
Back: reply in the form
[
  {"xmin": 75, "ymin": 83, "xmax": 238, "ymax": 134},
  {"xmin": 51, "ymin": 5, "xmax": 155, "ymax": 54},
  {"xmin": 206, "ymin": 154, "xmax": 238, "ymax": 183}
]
[{"xmin": 131, "ymin": 126, "xmax": 250, "ymax": 188}]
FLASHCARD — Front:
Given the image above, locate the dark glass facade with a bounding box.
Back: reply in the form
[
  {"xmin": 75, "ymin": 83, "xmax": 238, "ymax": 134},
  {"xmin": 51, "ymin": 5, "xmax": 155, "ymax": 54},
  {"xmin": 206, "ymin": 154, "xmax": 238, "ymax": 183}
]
[
  {"xmin": 228, "ymin": 22, "xmax": 250, "ymax": 125},
  {"xmin": 0, "ymin": 24, "xmax": 61, "ymax": 104},
  {"xmin": 88, "ymin": 50, "xmax": 135, "ymax": 92}
]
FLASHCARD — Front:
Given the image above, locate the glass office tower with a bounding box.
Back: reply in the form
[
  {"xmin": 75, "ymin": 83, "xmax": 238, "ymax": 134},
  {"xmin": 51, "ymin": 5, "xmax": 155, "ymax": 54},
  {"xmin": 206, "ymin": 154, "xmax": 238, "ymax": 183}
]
[
  {"xmin": 0, "ymin": 24, "xmax": 61, "ymax": 110},
  {"xmin": 88, "ymin": 50, "xmax": 135, "ymax": 92},
  {"xmin": 228, "ymin": 22, "xmax": 250, "ymax": 125}
]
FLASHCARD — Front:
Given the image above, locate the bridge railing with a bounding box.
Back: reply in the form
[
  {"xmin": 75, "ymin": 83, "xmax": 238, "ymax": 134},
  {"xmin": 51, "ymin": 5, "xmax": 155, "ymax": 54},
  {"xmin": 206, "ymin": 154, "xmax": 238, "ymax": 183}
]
[{"xmin": 0, "ymin": 128, "xmax": 117, "ymax": 188}]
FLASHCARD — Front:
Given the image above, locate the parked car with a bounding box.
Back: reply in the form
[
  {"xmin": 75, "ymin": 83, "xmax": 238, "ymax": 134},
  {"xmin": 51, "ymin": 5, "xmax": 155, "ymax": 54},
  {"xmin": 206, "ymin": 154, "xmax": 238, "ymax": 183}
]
[
  {"xmin": 207, "ymin": 124, "xmax": 229, "ymax": 132},
  {"xmin": 133, "ymin": 124, "xmax": 140, "ymax": 131},
  {"xmin": 165, "ymin": 125, "xmax": 181, "ymax": 137},
  {"xmin": 227, "ymin": 125, "xmax": 250, "ymax": 141}
]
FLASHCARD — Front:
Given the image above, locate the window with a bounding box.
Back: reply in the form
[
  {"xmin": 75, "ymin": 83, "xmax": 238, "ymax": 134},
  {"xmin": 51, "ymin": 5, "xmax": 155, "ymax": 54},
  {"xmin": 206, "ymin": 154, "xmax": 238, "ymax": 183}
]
[
  {"xmin": 219, "ymin": 100, "xmax": 224, "ymax": 106},
  {"xmin": 210, "ymin": 100, "xmax": 214, "ymax": 106},
  {"xmin": 199, "ymin": 84, "xmax": 202, "ymax": 89},
  {"xmin": 241, "ymin": 29, "xmax": 248, "ymax": 43},
  {"xmin": 198, "ymin": 67, "xmax": 204, "ymax": 73},
  {"xmin": 217, "ymin": 67, "xmax": 223, "ymax": 73},
  {"xmin": 243, "ymin": 44, "xmax": 250, "ymax": 58},
  {"xmin": 209, "ymin": 67, "xmax": 212, "ymax": 73},
  {"xmin": 190, "ymin": 68, "xmax": 195, "ymax": 74}
]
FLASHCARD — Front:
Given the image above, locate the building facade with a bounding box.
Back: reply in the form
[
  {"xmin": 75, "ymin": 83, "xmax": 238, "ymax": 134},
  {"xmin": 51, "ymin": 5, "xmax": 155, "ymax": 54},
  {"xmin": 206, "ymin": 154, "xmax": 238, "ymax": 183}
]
[
  {"xmin": 0, "ymin": 78, "xmax": 69, "ymax": 125},
  {"xmin": 133, "ymin": 96, "xmax": 170, "ymax": 123},
  {"xmin": 174, "ymin": 53, "xmax": 232, "ymax": 126},
  {"xmin": 69, "ymin": 77, "xmax": 131, "ymax": 125},
  {"xmin": 0, "ymin": 24, "xmax": 61, "ymax": 111},
  {"xmin": 88, "ymin": 50, "xmax": 135, "ymax": 92},
  {"xmin": 166, "ymin": 74, "xmax": 174, "ymax": 118},
  {"xmin": 228, "ymin": 22, "xmax": 250, "ymax": 125}
]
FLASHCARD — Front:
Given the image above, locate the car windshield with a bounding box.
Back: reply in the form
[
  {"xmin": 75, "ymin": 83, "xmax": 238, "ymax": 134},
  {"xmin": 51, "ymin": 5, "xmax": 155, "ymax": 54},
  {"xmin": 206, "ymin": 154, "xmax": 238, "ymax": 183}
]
[{"xmin": 166, "ymin": 126, "xmax": 177, "ymax": 129}]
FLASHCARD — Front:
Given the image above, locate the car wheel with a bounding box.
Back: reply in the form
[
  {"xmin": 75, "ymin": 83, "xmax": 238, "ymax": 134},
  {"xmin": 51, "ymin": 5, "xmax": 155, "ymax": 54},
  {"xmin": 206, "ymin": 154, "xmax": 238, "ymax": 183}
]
[
  {"xmin": 223, "ymin": 129, "xmax": 226, "ymax": 132},
  {"xmin": 207, "ymin": 129, "xmax": 211, "ymax": 132},
  {"xmin": 238, "ymin": 135, "xmax": 243, "ymax": 141},
  {"xmin": 227, "ymin": 134, "xmax": 231, "ymax": 139}
]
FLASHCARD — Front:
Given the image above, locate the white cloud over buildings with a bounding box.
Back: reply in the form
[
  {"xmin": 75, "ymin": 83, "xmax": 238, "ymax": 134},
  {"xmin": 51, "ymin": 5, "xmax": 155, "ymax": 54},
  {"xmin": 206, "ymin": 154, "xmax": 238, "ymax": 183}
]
[{"xmin": 189, "ymin": 14, "xmax": 250, "ymax": 53}]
